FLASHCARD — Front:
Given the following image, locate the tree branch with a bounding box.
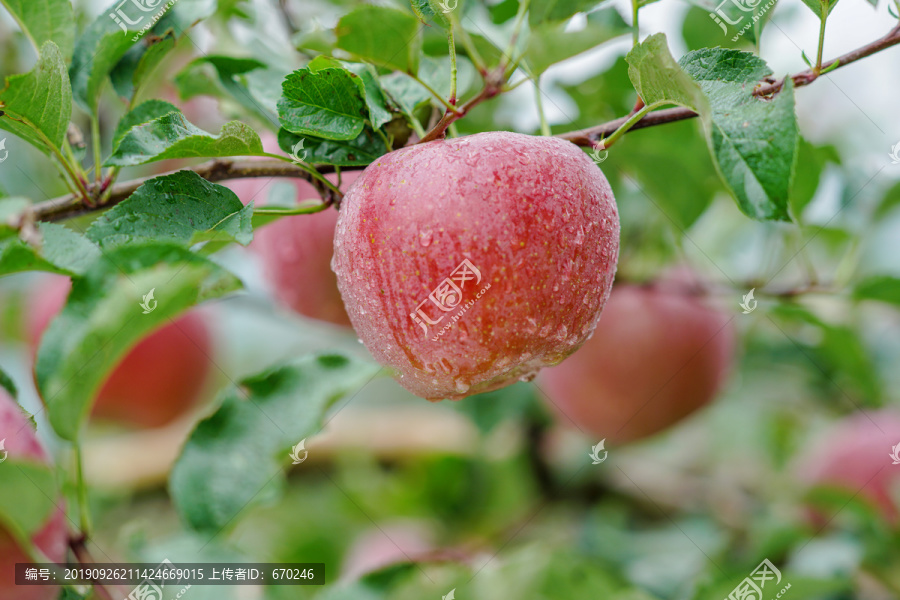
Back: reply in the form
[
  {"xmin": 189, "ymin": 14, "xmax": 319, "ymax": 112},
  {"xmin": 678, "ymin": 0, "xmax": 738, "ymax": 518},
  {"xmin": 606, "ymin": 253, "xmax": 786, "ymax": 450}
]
[
  {"xmin": 558, "ymin": 22, "xmax": 900, "ymax": 147},
  {"xmin": 26, "ymin": 23, "xmax": 900, "ymax": 223},
  {"xmin": 32, "ymin": 159, "xmax": 333, "ymax": 222}
]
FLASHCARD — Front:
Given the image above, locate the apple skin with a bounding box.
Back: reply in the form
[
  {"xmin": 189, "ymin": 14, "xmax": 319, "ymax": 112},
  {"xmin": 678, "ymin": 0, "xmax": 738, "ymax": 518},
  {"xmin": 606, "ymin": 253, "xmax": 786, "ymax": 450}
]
[
  {"xmin": 28, "ymin": 276, "xmax": 212, "ymax": 428},
  {"xmin": 332, "ymin": 131, "xmax": 620, "ymax": 400},
  {"xmin": 796, "ymin": 410, "xmax": 900, "ymax": 525},
  {"xmin": 538, "ymin": 277, "xmax": 735, "ymax": 444},
  {"xmin": 0, "ymin": 389, "xmax": 68, "ymax": 600},
  {"xmin": 230, "ymin": 172, "xmax": 361, "ymax": 327}
]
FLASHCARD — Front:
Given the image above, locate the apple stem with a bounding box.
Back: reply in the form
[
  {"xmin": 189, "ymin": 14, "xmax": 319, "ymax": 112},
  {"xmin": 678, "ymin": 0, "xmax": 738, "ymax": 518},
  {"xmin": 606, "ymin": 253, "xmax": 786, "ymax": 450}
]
[
  {"xmin": 448, "ymin": 27, "xmax": 458, "ymax": 105},
  {"xmin": 418, "ymin": 78, "xmax": 502, "ymax": 143},
  {"xmin": 533, "ymin": 74, "xmax": 551, "ymax": 137}
]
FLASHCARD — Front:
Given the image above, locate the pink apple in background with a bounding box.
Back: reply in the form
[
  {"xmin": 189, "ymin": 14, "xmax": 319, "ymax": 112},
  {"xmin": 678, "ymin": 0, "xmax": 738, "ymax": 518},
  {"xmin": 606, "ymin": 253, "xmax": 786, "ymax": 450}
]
[
  {"xmin": 0, "ymin": 389, "xmax": 68, "ymax": 600},
  {"xmin": 28, "ymin": 276, "xmax": 212, "ymax": 429},
  {"xmin": 539, "ymin": 274, "xmax": 735, "ymax": 444},
  {"xmin": 224, "ymin": 130, "xmax": 358, "ymax": 327},
  {"xmin": 332, "ymin": 132, "xmax": 620, "ymax": 400},
  {"xmin": 341, "ymin": 522, "xmax": 433, "ymax": 580},
  {"xmin": 796, "ymin": 410, "xmax": 900, "ymax": 525},
  {"xmin": 231, "ymin": 173, "xmax": 360, "ymax": 328}
]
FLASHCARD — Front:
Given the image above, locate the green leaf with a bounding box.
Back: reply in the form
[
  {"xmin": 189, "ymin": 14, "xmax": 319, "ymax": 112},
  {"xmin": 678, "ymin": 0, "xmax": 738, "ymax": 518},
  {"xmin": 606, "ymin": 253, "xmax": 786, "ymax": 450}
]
[
  {"xmin": 410, "ymin": 0, "xmax": 448, "ymax": 27},
  {"xmin": 875, "ymin": 180, "xmax": 900, "ymax": 219},
  {"xmin": 853, "ymin": 276, "xmax": 900, "ymax": 306},
  {"xmin": 0, "ymin": 363, "xmax": 17, "ymax": 398},
  {"xmin": 0, "ymin": 461, "xmax": 58, "ymax": 550},
  {"xmin": 110, "ymin": 30, "xmax": 177, "ymax": 100},
  {"xmin": 799, "ymin": 0, "xmax": 838, "ymax": 19},
  {"xmin": 277, "ymin": 128, "xmax": 388, "ymax": 167},
  {"xmin": 0, "ymin": 41, "xmax": 72, "ymax": 155},
  {"xmin": 111, "ymin": 98, "xmax": 180, "ymax": 150},
  {"xmin": 169, "ymin": 353, "xmax": 381, "ymax": 532},
  {"xmin": 529, "ymin": 0, "xmax": 603, "ymax": 25},
  {"xmin": 455, "ymin": 383, "xmax": 545, "ymax": 434},
  {"xmin": 35, "ymin": 243, "xmax": 242, "ymax": 441},
  {"xmin": 174, "ymin": 56, "xmax": 280, "ymax": 126},
  {"xmin": 68, "ymin": 1, "xmax": 142, "ymax": 112},
  {"xmin": 773, "ymin": 304, "xmax": 881, "ymax": 404},
  {"xmin": 345, "ymin": 63, "xmax": 394, "ymax": 129},
  {"xmin": 680, "ymin": 47, "xmax": 798, "ymax": 221},
  {"xmin": 0, "ymin": 0, "xmax": 75, "ymax": 58},
  {"xmin": 105, "ymin": 113, "xmax": 264, "ymax": 166},
  {"xmin": 0, "ymin": 223, "xmax": 101, "ymax": 277},
  {"xmin": 625, "ymin": 33, "xmax": 710, "ymax": 117},
  {"xmin": 381, "ymin": 72, "xmax": 434, "ymax": 117},
  {"xmin": 789, "ymin": 138, "xmax": 840, "ymax": 217},
  {"xmin": 335, "ymin": 6, "xmax": 421, "ymax": 74},
  {"xmin": 525, "ymin": 8, "xmax": 630, "ymax": 74},
  {"xmin": 85, "ymin": 171, "xmax": 253, "ymax": 249},
  {"xmin": 278, "ymin": 67, "xmax": 368, "ymax": 141}
]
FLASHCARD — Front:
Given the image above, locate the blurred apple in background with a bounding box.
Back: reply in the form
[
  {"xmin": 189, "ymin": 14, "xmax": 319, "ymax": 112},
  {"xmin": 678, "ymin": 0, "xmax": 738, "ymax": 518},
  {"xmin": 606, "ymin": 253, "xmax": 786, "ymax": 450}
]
[
  {"xmin": 341, "ymin": 521, "xmax": 433, "ymax": 580},
  {"xmin": 0, "ymin": 389, "xmax": 68, "ymax": 600},
  {"xmin": 226, "ymin": 147, "xmax": 359, "ymax": 327},
  {"xmin": 796, "ymin": 410, "xmax": 900, "ymax": 525},
  {"xmin": 28, "ymin": 276, "xmax": 212, "ymax": 429},
  {"xmin": 539, "ymin": 272, "xmax": 735, "ymax": 444}
]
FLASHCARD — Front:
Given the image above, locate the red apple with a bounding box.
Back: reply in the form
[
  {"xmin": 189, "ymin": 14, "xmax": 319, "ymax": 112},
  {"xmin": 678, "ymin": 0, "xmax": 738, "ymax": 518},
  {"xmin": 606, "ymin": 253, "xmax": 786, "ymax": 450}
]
[
  {"xmin": 0, "ymin": 389, "xmax": 68, "ymax": 600},
  {"xmin": 539, "ymin": 275, "xmax": 735, "ymax": 444},
  {"xmin": 332, "ymin": 131, "xmax": 620, "ymax": 400},
  {"xmin": 28, "ymin": 276, "xmax": 212, "ymax": 428},
  {"xmin": 230, "ymin": 172, "xmax": 360, "ymax": 327},
  {"xmin": 796, "ymin": 410, "xmax": 900, "ymax": 525}
]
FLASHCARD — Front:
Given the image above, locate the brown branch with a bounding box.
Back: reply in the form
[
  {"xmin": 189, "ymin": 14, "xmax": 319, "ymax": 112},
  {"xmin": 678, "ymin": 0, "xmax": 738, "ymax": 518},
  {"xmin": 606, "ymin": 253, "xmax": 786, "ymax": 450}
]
[
  {"xmin": 25, "ymin": 23, "xmax": 900, "ymax": 223},
  {"xmin": 69, "ymin": 535, "xmax": 119, "ymax": 600},
  {"xmin": 558, "ymin": 22, "xmax": 900, "ymax": 147},
  {"xmin": 418, "ymin": 72, "xmax": 504, "ymax": 144},
  {"xmin": 32, "ymin": 159, "xmax": 334, "ymax": 222}
]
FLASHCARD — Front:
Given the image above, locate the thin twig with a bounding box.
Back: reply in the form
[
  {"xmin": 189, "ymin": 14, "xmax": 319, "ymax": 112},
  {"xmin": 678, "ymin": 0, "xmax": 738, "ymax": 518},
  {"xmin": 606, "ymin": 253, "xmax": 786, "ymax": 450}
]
[
  {"xmin": 558, "ymin": 22, "xmax": 900, "ymax": 147},
  {"xmin": 33, "ymin": 159, "xmax": 335, "ymax": 222},
  {"xmin": 69, "ymin": 535, "xmax": 116, "ymax": 600}
]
